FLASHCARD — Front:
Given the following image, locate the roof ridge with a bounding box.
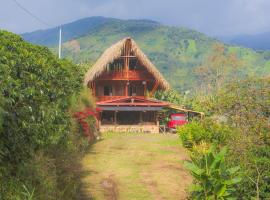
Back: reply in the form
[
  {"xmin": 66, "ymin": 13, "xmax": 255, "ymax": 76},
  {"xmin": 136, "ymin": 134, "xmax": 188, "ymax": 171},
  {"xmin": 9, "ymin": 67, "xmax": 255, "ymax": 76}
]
[{"xmin": 84, "ymin": 37, "xmax": 170, "ymax": 90}]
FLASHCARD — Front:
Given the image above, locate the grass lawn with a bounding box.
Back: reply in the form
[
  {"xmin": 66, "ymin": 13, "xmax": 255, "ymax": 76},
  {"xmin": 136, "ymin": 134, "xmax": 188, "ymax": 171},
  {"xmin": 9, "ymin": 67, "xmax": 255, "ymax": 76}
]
[{"xmin": 80, "ymin": 132, "xmax": 192, "ymax": 200}]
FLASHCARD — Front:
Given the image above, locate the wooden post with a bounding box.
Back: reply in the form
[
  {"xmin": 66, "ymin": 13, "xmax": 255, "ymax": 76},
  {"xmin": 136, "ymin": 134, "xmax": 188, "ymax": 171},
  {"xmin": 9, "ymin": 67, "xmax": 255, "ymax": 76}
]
[
  {"xmin": 93, "ymin": 81, "xmax": 96, "ymax": 97},
  {"xmin": 125, "ymin": 81, "xmax": 129, "ymax": 96},
  {"xmin": 99, "ymin": 111, "xmax": 102, "ymax": 127},
  {"xmin": 149, "ymin": 81, "xmax": 159, "ymax": 97},
  {"xmin": 156, "ymin": 112, "xmax": 159, "ymax": 126},
  {"xmin": 114, "ymin": 111, "xmax": 117, "ymax": 125},
  {"xmin": 139, "ymin": 111, "xmax": 143, "ymax": 124},
  {"xmin": 143, "ymin": 81, "xmax": 147, "ymax": 97},
  {"xmin": 124, "ymin": 39, "xmax": 131, "ymax": 79}
]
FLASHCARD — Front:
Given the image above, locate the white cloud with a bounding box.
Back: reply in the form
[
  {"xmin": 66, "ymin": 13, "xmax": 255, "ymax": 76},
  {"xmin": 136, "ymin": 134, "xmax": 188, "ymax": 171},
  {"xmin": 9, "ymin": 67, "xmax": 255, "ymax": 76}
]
[{"xmin": 0, "ymin": 0, "xmax": 270, "ymax": 35}]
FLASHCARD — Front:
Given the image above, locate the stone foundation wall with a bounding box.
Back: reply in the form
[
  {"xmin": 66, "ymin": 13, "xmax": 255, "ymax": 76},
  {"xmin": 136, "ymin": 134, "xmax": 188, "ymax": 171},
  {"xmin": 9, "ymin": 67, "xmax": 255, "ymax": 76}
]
[{"xmin": 99, "ymin": 125, "xmax": 159, "ymax": 133}]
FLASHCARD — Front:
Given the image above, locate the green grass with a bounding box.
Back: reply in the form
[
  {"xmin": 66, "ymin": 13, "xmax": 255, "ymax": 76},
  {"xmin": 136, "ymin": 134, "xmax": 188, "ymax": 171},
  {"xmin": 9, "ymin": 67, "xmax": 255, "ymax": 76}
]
[{"xmin": 80, "ymin": 132, "xmax": 192, "ymax": 200}]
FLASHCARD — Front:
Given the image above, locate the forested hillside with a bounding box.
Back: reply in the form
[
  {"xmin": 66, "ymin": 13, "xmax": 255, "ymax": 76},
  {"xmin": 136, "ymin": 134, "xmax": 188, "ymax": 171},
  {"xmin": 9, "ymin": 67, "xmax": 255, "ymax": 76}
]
[{"xmin": 23, "ymin": 16, "xmax": 270, "ymax": 91}]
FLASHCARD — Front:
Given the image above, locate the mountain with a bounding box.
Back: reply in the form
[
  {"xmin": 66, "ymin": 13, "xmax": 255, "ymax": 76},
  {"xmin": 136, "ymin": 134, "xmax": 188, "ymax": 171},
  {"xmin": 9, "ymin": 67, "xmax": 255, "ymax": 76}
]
[
  {"xmin": 22, "ymin": 16, "xmax": 115, "ymax": 46},
  {"xmin": 22, "ymin": 16, "xmax": 270, "ymax": 91},
  {"xmin": 219, "ymin": 32, "xmax": 270, "ymax": 51}
]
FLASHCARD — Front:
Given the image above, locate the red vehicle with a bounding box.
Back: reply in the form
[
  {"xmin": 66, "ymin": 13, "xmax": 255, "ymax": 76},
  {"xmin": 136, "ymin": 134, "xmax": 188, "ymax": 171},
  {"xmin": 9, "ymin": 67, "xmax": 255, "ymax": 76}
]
[{"xmin": 167, "ymin": 113, "xmax": 188, "ymax": 132}]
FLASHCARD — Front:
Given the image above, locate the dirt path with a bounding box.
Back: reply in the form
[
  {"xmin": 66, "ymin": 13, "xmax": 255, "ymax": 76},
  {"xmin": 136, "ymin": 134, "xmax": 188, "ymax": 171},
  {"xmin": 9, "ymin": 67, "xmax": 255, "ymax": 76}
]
[{"xmin": 80, "ymin": 133, "xmax": 192, "ymax": 200}]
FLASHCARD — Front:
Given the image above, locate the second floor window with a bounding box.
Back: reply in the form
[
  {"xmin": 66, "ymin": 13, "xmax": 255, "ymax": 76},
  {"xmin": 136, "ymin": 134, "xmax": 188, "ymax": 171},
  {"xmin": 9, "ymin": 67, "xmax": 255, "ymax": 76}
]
[
  {"xmin": 129, "ymin": 86, "xmax": 137, "ymax": 96},
  {"xmin": 104, "ymin": 85, "xmax": 113, "ymax": 96}
]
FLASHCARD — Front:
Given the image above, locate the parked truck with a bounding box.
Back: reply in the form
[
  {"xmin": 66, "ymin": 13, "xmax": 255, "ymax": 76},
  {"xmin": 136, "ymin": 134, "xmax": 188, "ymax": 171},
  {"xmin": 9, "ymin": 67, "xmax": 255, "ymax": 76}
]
[{"xmin": 167, "ymin": 113, "xmax": 188, "ymax": 132}]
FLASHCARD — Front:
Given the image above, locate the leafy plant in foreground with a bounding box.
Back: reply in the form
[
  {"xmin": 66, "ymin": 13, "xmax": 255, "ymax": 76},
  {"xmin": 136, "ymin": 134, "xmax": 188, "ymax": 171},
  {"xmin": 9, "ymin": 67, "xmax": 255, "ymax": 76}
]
[{"xmin": 184, "ymin": 146, "xmax": 242, "ymax": 199}]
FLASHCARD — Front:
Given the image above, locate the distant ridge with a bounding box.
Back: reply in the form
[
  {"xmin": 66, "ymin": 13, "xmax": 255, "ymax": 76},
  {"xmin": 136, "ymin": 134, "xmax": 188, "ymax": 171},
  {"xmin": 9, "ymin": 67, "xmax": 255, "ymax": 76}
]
[
  {"xmin": 22, "ymin": 16, "xmax": 160, "ymax": 46},
  {"xmin": 219, "ymin": 31, "xmax": 270, "ymax": 51},
  {"xmin": 22, "ymin": 16, "xmax": 114, "ymax": 46}
]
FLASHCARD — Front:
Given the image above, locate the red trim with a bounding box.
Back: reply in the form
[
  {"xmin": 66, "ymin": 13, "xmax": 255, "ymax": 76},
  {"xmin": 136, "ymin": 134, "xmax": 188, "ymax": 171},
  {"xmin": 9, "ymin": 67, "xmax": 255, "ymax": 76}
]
[
  {"xmin": 96, "ymin": 96, "xmax": 169, "ymax": 107},
  {"xmin": 97, "ymin": 102, "xmax": 168, "ymax": 106}
]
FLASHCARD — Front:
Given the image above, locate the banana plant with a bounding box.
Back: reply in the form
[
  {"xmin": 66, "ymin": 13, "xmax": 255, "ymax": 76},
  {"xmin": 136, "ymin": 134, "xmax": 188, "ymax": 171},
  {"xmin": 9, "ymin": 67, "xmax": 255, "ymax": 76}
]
[{"xmin": 184, "ymin": 146, "xmax": 242, "ymax": 200}]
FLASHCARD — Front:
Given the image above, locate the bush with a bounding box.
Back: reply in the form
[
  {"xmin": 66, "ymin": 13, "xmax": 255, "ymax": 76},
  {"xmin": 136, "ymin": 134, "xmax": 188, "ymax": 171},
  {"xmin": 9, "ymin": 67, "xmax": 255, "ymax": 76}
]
[
  {"xmin": 177, "ymin": 121, "xmax": 208, "ymax": 148},
  {"xmin": 184, "ymin": 78, "xmax": 270, "ymax": 199},
  {"xmin": 177, "ymin": 119, "xmax": 233, "ymax": 148},
  {"xmin": 184, "ymin": 146, "xmax": 242, "ymax": 200},
  {"xmin": 0, "ymin": 31, "xmax": 90, "ymax": 199}
]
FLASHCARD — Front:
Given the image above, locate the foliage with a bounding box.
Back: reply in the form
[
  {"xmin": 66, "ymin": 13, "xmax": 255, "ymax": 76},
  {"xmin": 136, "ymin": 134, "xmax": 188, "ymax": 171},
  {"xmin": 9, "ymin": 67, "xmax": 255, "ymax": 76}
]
[
  {"xmin": 188, "ymin": 76, "xmax": 270, "ymax": 199},
  {"xmin": 193, "ymin": 43, "xmax": 242, "ymax": 94},
  {"xmin": 154, "ymin": 90, "xmax": 183, "ymax": 105},
  {"xmin": 153, "ymin": 90, "xmax": 186, "ymax": 124},
  {"xmin": 177, "ymin": 119, "xmax": 233, "ymax": 149},
  {"xmin": 184, "ymin": 146, "xmax": 242, "ymax": 200},
  {"xmin": 214, "ymin": 78, "xmax": 270, "ymax": 199},
  {"xmin": 70, "ymin": 87, "xmax": 95, "ymax": 112},
  {"xmin": 21, "ymin": 185, "xmax": 35, "ymax": 200},
  {"xmin": 0, "ymin": 30, "xmax": 89, "ymax": 199}
]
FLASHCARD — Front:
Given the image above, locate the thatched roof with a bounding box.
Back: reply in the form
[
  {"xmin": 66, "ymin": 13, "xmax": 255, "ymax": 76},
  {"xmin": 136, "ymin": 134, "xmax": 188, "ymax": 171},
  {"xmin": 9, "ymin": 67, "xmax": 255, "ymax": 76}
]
[{"xmin": 84, "ymin": 37, "xmax": 170, "ymax": 90}]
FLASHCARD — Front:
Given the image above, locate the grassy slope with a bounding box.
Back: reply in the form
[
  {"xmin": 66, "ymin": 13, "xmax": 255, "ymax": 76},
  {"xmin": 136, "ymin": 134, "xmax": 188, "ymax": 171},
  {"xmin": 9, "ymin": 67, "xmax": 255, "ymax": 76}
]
[
  {"xmin": 23, "ymin": 17, "xmax": 270, "ymax": 91},
  {"xmin": 80, "ymin": 133, "xmax": 191, "ymax": 200}
]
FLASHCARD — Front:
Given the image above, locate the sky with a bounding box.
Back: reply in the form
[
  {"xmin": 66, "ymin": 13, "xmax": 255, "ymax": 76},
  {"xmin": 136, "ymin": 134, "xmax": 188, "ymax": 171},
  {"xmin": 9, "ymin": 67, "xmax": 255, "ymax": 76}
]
[{"xmin": 1, "ymin": 0, "xmax": 270, "ymax": 36}]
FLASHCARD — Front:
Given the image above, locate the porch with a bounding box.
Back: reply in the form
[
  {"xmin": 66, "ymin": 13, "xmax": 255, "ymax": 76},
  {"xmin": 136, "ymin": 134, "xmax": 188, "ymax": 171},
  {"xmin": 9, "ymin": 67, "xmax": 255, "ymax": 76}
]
[
  {"xmin": 98, "ymin": 110, "xmax": 160, "ymax": 133},
  {"xmin": 99, "ymin": 124, "xmax": 159, "ymax": 133}
]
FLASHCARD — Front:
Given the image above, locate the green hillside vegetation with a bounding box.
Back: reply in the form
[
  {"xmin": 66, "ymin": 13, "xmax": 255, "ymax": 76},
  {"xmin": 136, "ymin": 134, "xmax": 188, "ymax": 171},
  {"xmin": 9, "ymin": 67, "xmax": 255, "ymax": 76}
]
[{"xmin": 22, "ymin": 17, "xmax": 270, "ymax": 91}]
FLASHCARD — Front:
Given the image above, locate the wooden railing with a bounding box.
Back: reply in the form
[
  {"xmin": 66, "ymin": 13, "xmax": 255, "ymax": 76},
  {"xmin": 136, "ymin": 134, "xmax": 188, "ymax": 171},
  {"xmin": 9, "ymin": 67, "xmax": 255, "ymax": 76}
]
[
  {"xmin": 97, "ymin": 70, "xmax": 152, "ymax": 80},
  {"xmin": 97, "ymin": 96, "xmax": 145, "ymax": 102}
]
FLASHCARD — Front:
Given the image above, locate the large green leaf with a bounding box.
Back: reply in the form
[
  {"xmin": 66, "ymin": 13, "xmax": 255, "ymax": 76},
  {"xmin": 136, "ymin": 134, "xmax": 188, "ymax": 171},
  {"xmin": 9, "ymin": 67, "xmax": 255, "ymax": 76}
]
[{"xmin": 184, "ymin": 161, "xmax": 204, "ymax": 175}]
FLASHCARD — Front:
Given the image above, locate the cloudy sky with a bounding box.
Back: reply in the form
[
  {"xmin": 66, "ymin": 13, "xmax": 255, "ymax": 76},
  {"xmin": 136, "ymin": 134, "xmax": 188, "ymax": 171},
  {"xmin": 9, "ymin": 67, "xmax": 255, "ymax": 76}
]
[{"xmin": 1, "ymin": 0, "xmax": 270, "ymax": 36}]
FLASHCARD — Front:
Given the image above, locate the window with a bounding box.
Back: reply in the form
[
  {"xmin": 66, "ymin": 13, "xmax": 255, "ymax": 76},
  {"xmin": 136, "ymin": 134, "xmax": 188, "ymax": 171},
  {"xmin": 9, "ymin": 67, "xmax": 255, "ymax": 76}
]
[
  {"xmin": 129, "ymin": 86, "xmax": 137, "ymax": 96},
  {"xmin": 104, "ymin": 86, "xmax": 112, "ymax": 96},
  {"xmin": 171, "ymin": 115, "xmax": 186, "ymax": 121}
]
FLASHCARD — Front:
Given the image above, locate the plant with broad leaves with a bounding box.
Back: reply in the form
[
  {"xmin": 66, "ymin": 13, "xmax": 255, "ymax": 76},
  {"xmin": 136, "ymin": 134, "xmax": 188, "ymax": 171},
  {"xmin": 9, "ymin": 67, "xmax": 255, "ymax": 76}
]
[{"xmin": 184, "ymin": 146, "xmax": 242, "ymax": 200}]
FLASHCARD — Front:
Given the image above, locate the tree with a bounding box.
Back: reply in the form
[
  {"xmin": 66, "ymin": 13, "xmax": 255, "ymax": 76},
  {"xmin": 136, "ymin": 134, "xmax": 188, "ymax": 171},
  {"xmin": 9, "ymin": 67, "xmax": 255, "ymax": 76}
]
[{"xmin": 194, "ymin": 43, "xmax": 242, "ymax": 95}]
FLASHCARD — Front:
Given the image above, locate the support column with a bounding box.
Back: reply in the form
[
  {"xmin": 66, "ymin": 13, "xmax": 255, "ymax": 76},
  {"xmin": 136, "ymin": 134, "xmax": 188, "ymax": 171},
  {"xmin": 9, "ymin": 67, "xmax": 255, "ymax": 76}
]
[
  {"xmin": 139, "ymin": 111, "xmax": 143, "ymax": 124},
  {"xmin": 143, "ymin": 81, "xmax": 147, "ymax": 97},
  {"xmin": 149, "ymin": 81, "xmax": 159, "ymax": 97},
  {"xmin": 114, "ymin": 111, "xmax": 117, "ymax": 125},
  {"xmin": 125, "ymin": 81, "xmax": 129, "ymax": 96},
  {"xmin": 99, "ymin": 111, "xmax": 102, "ymax": 127},
  {"xmin": 155, "ymin": 112, "xmax": 159, "ymax": 126}
]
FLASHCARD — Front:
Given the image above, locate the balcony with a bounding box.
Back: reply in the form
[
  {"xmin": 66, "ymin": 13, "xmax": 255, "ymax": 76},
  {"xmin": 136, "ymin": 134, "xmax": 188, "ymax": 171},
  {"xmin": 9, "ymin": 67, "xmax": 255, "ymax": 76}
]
[
  {"xmin": 97, "ymin": 96, "xmax": 145, "ymax": 102},
  {"xmin": 97, "ymin": 70, "xmax": 152, "ymax": 81}
]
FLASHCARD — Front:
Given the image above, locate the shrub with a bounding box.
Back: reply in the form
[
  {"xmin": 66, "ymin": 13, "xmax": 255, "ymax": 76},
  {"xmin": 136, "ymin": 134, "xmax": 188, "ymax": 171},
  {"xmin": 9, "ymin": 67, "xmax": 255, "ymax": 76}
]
[
  {"xmin": 0, "ymin": 31, "xmax": 89, "ymax": 199},
  {"xmin": 177, "ymin": 121, "xmax": 208, "ymax": 148},
  {"xmin": 177, "ymin": 119, "xmax": 233, "ymax": 148},
  {"xmin": 184, "ymin": 146, "xmax": 242, "ymax": 199},
  {"xmin": 184, "ymin": 78, "xmax": 270, "ymax": 199}
]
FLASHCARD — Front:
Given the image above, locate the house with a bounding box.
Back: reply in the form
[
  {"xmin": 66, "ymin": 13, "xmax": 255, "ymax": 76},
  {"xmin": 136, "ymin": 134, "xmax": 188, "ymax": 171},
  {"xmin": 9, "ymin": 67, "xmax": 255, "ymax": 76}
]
[{"xmin": 84, "ymin": 37, "xmax": 170, "ymax": 133}]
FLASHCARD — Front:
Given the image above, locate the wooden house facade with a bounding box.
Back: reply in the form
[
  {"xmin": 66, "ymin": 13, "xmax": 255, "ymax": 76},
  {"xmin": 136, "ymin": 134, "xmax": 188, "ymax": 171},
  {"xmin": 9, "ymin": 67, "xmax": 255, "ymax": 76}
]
[{"xmin": 84, "ymin": 38, "xmax": 170, "ymax": 133}]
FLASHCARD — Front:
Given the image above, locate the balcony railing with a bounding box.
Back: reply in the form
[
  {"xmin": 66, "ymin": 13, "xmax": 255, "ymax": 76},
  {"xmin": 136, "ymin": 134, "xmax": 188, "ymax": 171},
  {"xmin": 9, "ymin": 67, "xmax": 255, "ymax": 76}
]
[
  {"xmin": 97, "ymin": 70, "xmax": 152, "ymax": 80},
  {"xmin": 97, "ymin": 96, "xmax": 145, "ymax": 102}
]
